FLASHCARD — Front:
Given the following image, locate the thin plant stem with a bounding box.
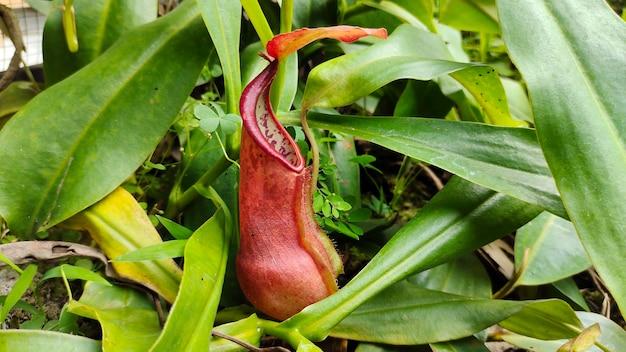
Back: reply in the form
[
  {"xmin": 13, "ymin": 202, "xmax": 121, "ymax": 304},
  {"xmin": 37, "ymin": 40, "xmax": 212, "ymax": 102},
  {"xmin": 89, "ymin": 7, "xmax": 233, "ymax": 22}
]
[
  {"xmin": 492, "ymin": 248, "xmax": 529, "ymax": 299},
  {"xmin": 301, "ymin": 108, "xmax": 320, "ymax": 194}
]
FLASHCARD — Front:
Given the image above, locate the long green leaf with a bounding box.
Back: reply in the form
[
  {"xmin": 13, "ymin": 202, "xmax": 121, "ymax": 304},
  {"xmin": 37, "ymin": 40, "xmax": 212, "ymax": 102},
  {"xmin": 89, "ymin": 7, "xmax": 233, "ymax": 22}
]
[
  {"xmin": 40, "ymin": 264, "xmax": 112, "ymax": 286},
  {"xmin": 197, "ymin": 0, "xmax": 241, "ymax": 114},
  {"xmin": 0, "ymin": 330, "xmax": 101, "ymax": 351},
  {"xmin": 408, "ymin": 254, "xmax": 492, "ymax": 298},
  {"xmin": 499, "ymin": 0, "xmax": 626, "ymax": 312},
  {"xmin": 211, "ymin": 314, "xmax": 262, "ymax": 351},
  {"xmin": 0, "ymin": 0, "xmax": 211, "ymax": 238},
  {"xmin": 295, "ymin": 112, "xmax": 566, "ymax": 218},
  {"xmin": 279, "ymin": 177, "xmax": 543, "ymax": 341},
  {"xmin": 302, "ymin": 24, "xmax": 517, "ymax": 126},
  {"xmin": 331, "ymin": 281, "xmax": 527, "ymax": 345},
  {"xmin": 68, "ymin": 282, "xmax": 162, "ymax": 352},
  {"xmin": 0, "ymin": 263, "xmax": 37, "ymax": 322},
  {"xmin": 110, "ymin": 240, "xmax": 187, "ymax": 262},
  {"xmin": 61, "ymin": 187, "xmax": 183, "ymax": 303},
  {"xmin": 439, "ymin": 0, "xmax": 498, "ymax": 33},
  {"xmin": 515, "ymin": 212, "xmax": 590, "ymax": 286},
  {"xmin": 499, "ymin": 300, "xmax": 583, "ymax": 340},
  {"xmin": 150, "ymin": 189, "xmax": 231, "ymax": 351},
  {"xmin": 43, "ymin": 0, "xmax": 157, "ymax": 86},
  {"xmin": 577, "ymin": 312, "xmax": 626, "ymax": 351}
]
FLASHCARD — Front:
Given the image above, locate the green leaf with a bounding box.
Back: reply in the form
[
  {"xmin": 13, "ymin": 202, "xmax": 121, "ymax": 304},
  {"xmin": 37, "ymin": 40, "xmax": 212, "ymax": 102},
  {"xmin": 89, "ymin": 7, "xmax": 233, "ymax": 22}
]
[
  {"xmin": 499, "ymin": 300, "xmax": 583, "ymax": 341},
  {"xmin": 515, "ymin": 212, "xmax": 590, "ymax": 286},
  {"xmin": 199, "ymin": 117, "xmax": 221, "ymax": 133},
  {"xmin": 577, "ymin": 312, "xmax": 626, "ymax": 351},
  {"xmin": 327, "ymin": 134, "xmax": 362, "ymax": 206},
  {"xmin": 110, "ymin": 239, "xmax": 187, "ymax": 262},
  {"xmin": 194, "ymin": 103, "xmax": 219, "ymax": 120},
  {"xmin": 331, "ymin": 281, "xmax": 527, "ymax": 344},
  {"xmin": 298, "ymin": 112, "xmax": 566, "ymax": 218},
  {"xmin": 280, "ymin": 177, "xmax": 543, "ymax": 341},
  {"xmin": 220, "ymin": 114, "xmax": 243, "ymax": 135},
  {"xmin": 361, "ymin": 0, "xmax": 435, "ymax": 32},
  {"xmin": 302, "ymin": 25, "xmax": 517, "ymax": 126},
  {"xmin": 439, "ymin": 0, "xmax": 499, "ymax": 33},
  {"xmin": 0, "ymin": 263, "xmax": 37, "ymax": 322},
  {"xmin": 68, "ymin": 282, "xmax": 162, "ymax": 352},
  {"xmin": 502, "ymin": 312, "xmax": 625, "ymax": 351},
  {"xmin": 40, "ymin": 264, "xmax": 111, "ymax": 286},
  {"xmin": 61, "ymin": 187, "xmax": 182, "ymax": 303},
  {"xmin": 211, "ymin": 314, "xmax": 262, "ymax": 351},
  {"xmin": 43, "ymin": 0, "xmax": 157, "ymax": 86},
  {"xmin": 156, "ymin": 215, "xmax": 193, "ymax": 239},
  {"xmin": 292, "ymin": 0, "xmax": 337, "ymax": 28},
  {"xmin": 0, "ymin": 0, "xmax": 211, "ymax": 238},
  {"xmin": 407, "ymin": 254, "xmax": 492, "ymax": 298},
  {"xmin": 499, "ymin": 0, "xmax": 626, "ymax": 312},
  {"xmin": 552, "ymin": 278, "xmax": 590, "ymax": 312},
  {"xmin": 0, "ymin": 81, "xmax": 38, "ymax": 122},
  {"xmin": 150, "ymin": 191, "xmax": 231, "ymax": 351},
  {"xmin": 198, "ymin": 0, "xmax": 242, "ymax": 114},
  {"xmin": 430, "ymin": 336, "xmax": 490, "ymax": 352},
  {"xmin": 0, "ymin": 330, "xmax": 101, "ymax": 351}
]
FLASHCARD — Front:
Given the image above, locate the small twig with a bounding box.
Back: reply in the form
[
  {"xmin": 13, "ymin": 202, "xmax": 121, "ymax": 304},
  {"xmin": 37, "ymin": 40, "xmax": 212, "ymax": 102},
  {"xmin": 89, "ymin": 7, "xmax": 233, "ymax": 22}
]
[
  {"xmin": 492, "ymin": 248, "xmax": 530, "ymax": 299},
  {"xmin": 211, "ymin": 330, "xmax": 290, "ymax": 352},
  {"xmin": 0, "ymin": 4, "xmax": 26, "ymax": 91},
  {"xmin": 152, "ymin": 293, "xmax": 166, "ymax": 326},
  {"xmin": 588, "ymin": 268, "xmax": 612, "ymax": 318},
  {"xmin": 417, "ymin": 162, "xmax": 444, "ymax": 190}
]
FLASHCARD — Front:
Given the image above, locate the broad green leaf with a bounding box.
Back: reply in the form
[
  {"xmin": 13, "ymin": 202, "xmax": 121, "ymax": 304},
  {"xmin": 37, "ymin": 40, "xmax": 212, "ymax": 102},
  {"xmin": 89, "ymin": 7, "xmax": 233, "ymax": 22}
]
[
  {"xmin": 211, "ymin": 314, "xmax": 262, "ymax": 351},
  {"xmin": 296, "ymin": 112, "xmax": 567, "ymax": 218},
  {"xmin": 292, "ymin": 0, "xmax": 338, "ymax": 28},
  {"xmin": 439, "ymin": 0, "xmax": 499, "ymax": 34},
  {"xmin": 359, "ymin": 0, "xmax": 430, "ymax": 31},
  {"xmin": 302, "ymin": 24, "xmax": 519, "ymax": 126},
  {"xmin": 501, "ymin": 333, "xmax": 571, "ymax": 352},
  {"xmin": 0, "ymin": 81, "xmax": 38, "ymax": 124},
  {"xmin": 198, "ymin": 0, "xmax": 242, "ymax": 114},
  {"xmin": 43, "ymin": 0, "xmax": 157, "ymax": 85},
  {"xmin": 356, "ymin": 343, "xmax": 431, "ymax": 352},
  {"xmin": 110, "ymin": 239, "xmax": 187, "ymax": 262},
  {"xmin": 515, "ymin": 212, "xmax": 590, "ymax": 286},
  {"xmin": 502, "ymin": 312, "xmax": 625, "ymax": 352},
  {"xmin": 408, "ymin": 254, "xmax": 491, "ymax": 298},
  {"xmin": 0, "ymin": 263, "xmax": 37, "ymax": 322},
  {"xmin": 500, "ymin": 77, "xmax": 533, "ymax": 124},
  {"xmin": 430, "ymin": 336, "xmax": 490, "ymax": 352},
  {"xmin": 0, "ymin": 0, "xmax": 211, "ymax": 238},
  {"xmin": 558, "ymin": 323, "xmax": 600, "ymax": 352},
  {"xmin": 0, "ymin": 330, "xmax": 101, "ymax": 351},
  {"xmin": 499, "ymin": 0, "xmax": 626, "ymax": 312},
  {"xmin": 391, "ymin": 0, "xmax": 436, "ymax": 33},
  {"xmin": 577, "ymin": 312, "xmax": 626, "ymax": 351},
  {"xmin": 552, "ymin": 278, "xmax": 590, "ymax": 312},
  {"xmin": 499, "ymin": 300, "xmax": 582, "ymax": 340},
  {"xmin": 331, "ymin": 281, "xmax": 527, "ymax": 344},
  {"xmin": 68, "ymin": 282, "xmax": 161, "ymax": 351},
  {"xmin": 280, "ymin": 177, "xmax": 543, "ymax": 341},
  {"xmin": 40, "ymin": 263, "xmax": 111, "ymax": 286},
  {"xmin": 61, "ymin": 187, "xmax": 182, "ymax": 303},
  {"xmin": 394, "ymin": 80, "xmax": 454, "ymax": 119},
  {"xmin": 150, "ymin": 191, "xmax": 231, "ymax": 351}
]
